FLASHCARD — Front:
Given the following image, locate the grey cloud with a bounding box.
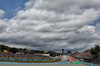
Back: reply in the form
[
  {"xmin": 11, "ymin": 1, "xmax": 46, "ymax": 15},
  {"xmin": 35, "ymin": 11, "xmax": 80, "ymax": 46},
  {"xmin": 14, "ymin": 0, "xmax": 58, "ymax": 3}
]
[{"xmin": 0, "ymin": 0, "xmax": 100, "ymax": 51}]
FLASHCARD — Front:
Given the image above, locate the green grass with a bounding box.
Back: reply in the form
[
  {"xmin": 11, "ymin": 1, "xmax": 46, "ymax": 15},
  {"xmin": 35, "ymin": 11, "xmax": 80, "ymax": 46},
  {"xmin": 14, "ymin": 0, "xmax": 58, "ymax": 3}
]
[{"xmin": 74, "ymin": 61, "xmax": 82, "ymax": 64}]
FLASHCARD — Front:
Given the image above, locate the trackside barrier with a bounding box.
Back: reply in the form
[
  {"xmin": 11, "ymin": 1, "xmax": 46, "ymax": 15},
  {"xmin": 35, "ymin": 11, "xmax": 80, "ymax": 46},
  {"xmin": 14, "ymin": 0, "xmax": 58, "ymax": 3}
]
[
  {"xmin": 42, "ymin": 59, "xmax": 47, "ymax": 61},
  {"xmin": 80, "ymin": 61, "xmax": 100, "ymax": 66},
  {"xmin": 0, "ymin": 62, "xmax": 69, "ymax": 64},
  {"xmin": 22, "ymin": 59, "xmax": 28, "ymax": 61},
  {"xmin": 0, "ymin": 58, "xmax": 2, "ymax": 60},
  {"xmin": 28, "ymin": 59, "xmax": 33, "ymax": 61},
  {"xmin": 33, "ymin": 59, "xmax": 38, "ymax": 61},
  {"xmin": 3, "ymin": 58, "xmax": 9, "ymax": 60},
  {"xmin": 16, "ymin": 59, "xmax": 21, "ymax": 61},
  {"xmin": 0, "ymin": 58, "xmax": 60, "ymax": 62},
  {"xmin": 9, "ymin": 59, "xmax": 16, "ymax": 61}
]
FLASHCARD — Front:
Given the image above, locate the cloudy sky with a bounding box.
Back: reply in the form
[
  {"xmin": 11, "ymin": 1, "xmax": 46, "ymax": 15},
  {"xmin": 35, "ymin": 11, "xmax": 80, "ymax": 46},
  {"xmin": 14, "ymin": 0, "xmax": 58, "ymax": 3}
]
[{"xmin": 0, "ymin": 0, "xmax": 100, "ymax": 51}]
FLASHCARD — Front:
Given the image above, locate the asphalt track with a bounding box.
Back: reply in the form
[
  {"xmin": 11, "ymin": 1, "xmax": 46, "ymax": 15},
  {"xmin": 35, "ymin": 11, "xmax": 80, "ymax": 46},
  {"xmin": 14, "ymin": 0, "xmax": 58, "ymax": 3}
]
[
  {"xmin": 60, "ymin": 55, "xmax": 68, "ymax": 62},
  {"xmin": 0, "ymin": 55, "xmax": 87, "ymax": 66}
]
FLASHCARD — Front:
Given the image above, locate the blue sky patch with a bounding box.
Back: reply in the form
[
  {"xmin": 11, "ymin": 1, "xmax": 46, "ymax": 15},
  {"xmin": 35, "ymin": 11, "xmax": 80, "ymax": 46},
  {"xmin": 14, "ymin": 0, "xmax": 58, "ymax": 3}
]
[{"xmin": 0, "ymin": 0, "xmax": 29, "ymax": 19}]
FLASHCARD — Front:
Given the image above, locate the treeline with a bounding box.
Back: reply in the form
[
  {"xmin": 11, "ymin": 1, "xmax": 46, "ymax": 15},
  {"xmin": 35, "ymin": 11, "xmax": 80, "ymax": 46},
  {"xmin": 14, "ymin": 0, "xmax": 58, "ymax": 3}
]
[
  {"xmin": 85, "ymin": 45, "xmax": 100, "ymax": 60},
  {"xmin": 0, "ymin": 45, "xmax": 19, "ymax": 53},
  {"xmin": 0, "ymin": 45, "xmax": 54, "ymax": 54}
]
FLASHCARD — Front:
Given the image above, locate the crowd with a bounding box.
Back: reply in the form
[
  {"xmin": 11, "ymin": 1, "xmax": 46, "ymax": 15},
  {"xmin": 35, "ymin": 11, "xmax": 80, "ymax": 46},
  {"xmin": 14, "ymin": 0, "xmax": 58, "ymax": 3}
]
[
  {"xmin": 0, "ymin": 52, "xmax": 50, "ymax": 59},
  {"xmin": 70, "ymin": 51, "xmax": 94, "ymax": 62}
]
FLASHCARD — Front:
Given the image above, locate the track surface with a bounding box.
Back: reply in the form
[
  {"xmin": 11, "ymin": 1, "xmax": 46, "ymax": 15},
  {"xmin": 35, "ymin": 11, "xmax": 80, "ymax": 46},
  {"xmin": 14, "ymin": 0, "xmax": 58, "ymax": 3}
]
[{"xmin": 60, "ymin": 55, "xmax": 68, "ymax": 62}]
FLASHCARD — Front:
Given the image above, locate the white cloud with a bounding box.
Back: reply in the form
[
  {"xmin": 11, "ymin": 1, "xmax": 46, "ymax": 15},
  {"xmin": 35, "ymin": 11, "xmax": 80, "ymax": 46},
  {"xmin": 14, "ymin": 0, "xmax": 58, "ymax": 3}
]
[
  {"xmin": 0, "ymin": 9, "xmax": 5, "ymax": 18},
  {"xmin": 77, "ymin": 25, "xmax": 95, "ymax": 34},
  {"xmin": 0, "ymin": 0, "xmax": 100, "ymax": 51}
]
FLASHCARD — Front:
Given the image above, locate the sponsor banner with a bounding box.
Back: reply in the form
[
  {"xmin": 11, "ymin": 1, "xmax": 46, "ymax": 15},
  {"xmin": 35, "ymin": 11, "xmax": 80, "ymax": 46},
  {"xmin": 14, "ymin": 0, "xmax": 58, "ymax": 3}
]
[
  {"xmin": 9, "ymin": 59, "xmax": 16, "ymax": 61},
  {"xmin": 28, "ymin": 59, "xmax": 33, "ymax": 61},
  {"xmin": 22, "ymin": 59, "xmax": 28, "ymax": 61},
  {"xmin": 42, "ymin": 59, "xmax": 47, "ymax": 61},
  {"xmin": 0, "ymin": 58, "xmax": 2, "ymax": 60},
  {"xmin": 0, "ymin": 58, "xmax": 51, "ymax": 61},
  {"xmin": 33, "ymin": 59, "xmax": 38, "ymax": 61},
  {"xmin": 50, "ymin": 59, "xmax": 53, "ymax": 60},
  {"xmin": 16, "ymin": 59, "xmax": 22, "ymax": 61},
  {"xmin": 3, "ymin": 58, "xmax": 9, "ymax": 60},
  {"xmin": 38, "ymin": 59, "xmax": 42, "ymax": 61}
]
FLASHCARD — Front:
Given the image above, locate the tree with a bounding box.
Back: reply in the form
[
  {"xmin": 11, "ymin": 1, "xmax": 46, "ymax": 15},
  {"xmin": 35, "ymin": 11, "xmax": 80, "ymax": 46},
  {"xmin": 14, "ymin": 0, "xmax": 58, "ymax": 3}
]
[
  {"xmin": 67, "ymin": 51, "xmax": 72, "ymax": 54},
  {"xmin": 90, "ymin": 45, "xmax": 100, "ymax": 59},
  {"xmin": 9, "ymin": 47, "xmax": 19, "ymax": 53},
  {"xmin": 62, "ymin": 49, "xmax": 64, "ymax": 55}
]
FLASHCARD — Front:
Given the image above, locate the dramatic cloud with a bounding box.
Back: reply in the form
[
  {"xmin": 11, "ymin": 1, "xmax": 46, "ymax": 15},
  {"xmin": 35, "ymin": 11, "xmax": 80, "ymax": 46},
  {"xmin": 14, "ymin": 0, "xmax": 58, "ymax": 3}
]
[{"xmin": 0, "ymin": 0, "xmax": 100, "ymax": 51}]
